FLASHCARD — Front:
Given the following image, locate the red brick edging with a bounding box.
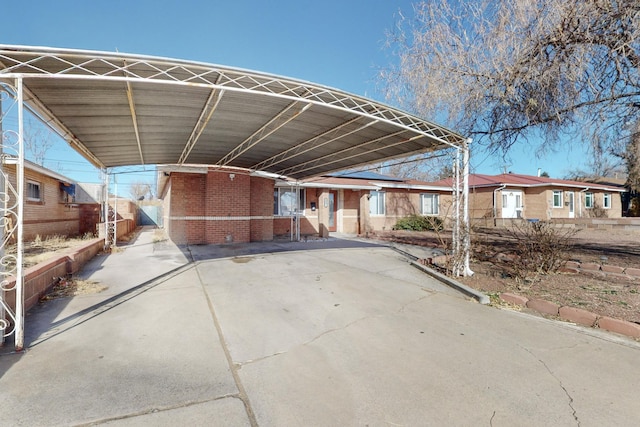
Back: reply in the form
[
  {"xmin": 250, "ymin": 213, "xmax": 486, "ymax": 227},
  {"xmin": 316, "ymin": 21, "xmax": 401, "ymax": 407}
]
[
  {"xmin": 561, "ymin": 260, "xmax": 640, "ymax": 281},
  {"xmin": 500, "ymin": 292, "xmax": 640, "ymax": 339}
]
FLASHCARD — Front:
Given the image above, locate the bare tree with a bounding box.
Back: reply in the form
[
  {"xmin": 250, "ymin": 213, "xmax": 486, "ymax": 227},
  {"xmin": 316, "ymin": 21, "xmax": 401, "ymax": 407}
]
[
  {"xmin": 359, "ymin": 151, "xmax": 455, "ymax": 181},
  {"xmin": 383, "ymin": 0, "xmax": 640, "ymax": 192},
  {"xmin": 129, "ymin": 181, "xmax": 152, "ymax": 201},
  {"xmin": 24, "ymin": 116, "xmax": 54, "ymax": 166},
  {"xmin": 385, "ymin": 151, "xmax": 455, "ymax": 181}
]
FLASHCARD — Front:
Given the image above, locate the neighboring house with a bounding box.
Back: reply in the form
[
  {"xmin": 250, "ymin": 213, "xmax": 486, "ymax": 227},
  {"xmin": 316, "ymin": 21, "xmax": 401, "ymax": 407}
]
[
  {"xmin": 429, "ymin": 173, "xmax": 627, "ymax": 224},
  {"xmin": 1, "ymin": 160, "xmax": 81, "ymax": 240},
  {"xmin": 276, "ymin": 171, "xmax": 452, "ymax": 236},
  {"xmin": 158, "ymin": 166, "xmax": 632, "ymax": 245},
  {"xmin": 0, "ymin": 161, "xmax": 112, "ymax": 240},
  {"xmin": 157, "ymin": 166, "xmax": 450, "ymax": 245}
]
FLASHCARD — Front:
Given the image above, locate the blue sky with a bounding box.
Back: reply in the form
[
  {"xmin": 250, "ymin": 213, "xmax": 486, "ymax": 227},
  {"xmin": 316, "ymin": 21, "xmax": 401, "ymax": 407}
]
[{"xmin": 4, "ymin": 0, "xmax": 592, "ymax": 194}]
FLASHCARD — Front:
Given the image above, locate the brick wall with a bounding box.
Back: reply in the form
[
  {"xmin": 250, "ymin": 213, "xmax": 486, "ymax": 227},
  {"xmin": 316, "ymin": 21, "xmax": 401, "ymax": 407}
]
[
  {"xmin": 341, "ymin": 189, "xmax": 360, "ymax": 233},
  {"xmin": 79, "ymin": 203, "xmax": 101, "ymax": 235},
  {"xmin": 110, "ymin": 198, "xmax": 138, "ymax": 222},
  {"xmin": 166, "ymin": 169, "xmax": 280, "ymax": 244},
  {"xmin": 205, "ymin": 169, "xmax": 251, "ymax": 243},
  {"xmin": 250, "ymin": 176, "xmax": 274, "ymax": 241},
  {"xmin": 3, "ymin": 164, "xmax": 81, "ymax": 241},
  {"xmin": 2, "ymin": 238, "xmax": 104, "ymax": 313},
  {"xmin": 523, "ymin": 187, "xmax": 547, "ymax": 220},
  {"xmin": 469, "ymin": 188, "xmax": 495, "ymax": 220}
]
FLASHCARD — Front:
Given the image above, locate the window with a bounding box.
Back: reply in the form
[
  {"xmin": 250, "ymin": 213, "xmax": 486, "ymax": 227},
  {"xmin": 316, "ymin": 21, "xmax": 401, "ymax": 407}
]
[
  {"xmin": 603, "ymin": 193, "xmax": 611, "ymax": 209},
  {"xmin": 585, "ymin": 192, "xmax": 594, "ymax": 208},
  {"xmin": 27, "ymin": 181, "xmax": 41, "ymax": 202},
  {"xmin": 420, "ymin": 194, "xmax": 439, "ymax": 215},
  {"xmin": 60, "ymin": 183, "xmax": 75, "ymax": 203},
  {"xmin": 369, "ymin": 191, "xmax": 385, "ymax": 215},
  {"xmin": 274, "ymin": 188, "xmax": 305, "ymax": 216},
  {"xmin": 552, "ymin": 190, "xmax": 563, "ymax": 208}
]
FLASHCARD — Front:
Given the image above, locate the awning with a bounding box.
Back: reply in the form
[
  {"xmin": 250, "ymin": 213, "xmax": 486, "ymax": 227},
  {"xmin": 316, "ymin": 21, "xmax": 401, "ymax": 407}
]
[{"xmin": 0, "ymin": 45, "xmax": 465, "ymax": 180}]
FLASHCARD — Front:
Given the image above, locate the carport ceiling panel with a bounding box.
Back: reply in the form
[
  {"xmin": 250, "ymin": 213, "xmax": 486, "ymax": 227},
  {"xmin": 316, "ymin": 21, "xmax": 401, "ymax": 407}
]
[
  {"xmin": 243, "ymin": 110, "xmax": 372, "ymax": 170},
  {"xmin": 259, "ymin": 120, "xmax": 415, "ymax": 176},
  {"xmin": 185, "ymin": 93, "xmax": 297, "ymax": 164}
]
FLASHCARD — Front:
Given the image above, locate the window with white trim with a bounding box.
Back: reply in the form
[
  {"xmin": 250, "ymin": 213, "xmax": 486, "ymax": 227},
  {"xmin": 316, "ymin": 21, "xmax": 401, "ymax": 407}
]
[
  {"xmin": 274, "ymin": 188, "xmax": 305, "ymax": 216},
  {"xmin": 585, "ymin": 192, "xmax": 594, "ymax": 208},
  {"xmin": 603, "ymin": 193, "xmax": 611, "ymax": 209},
  {"xmin": 27, "ymin": 180, "xmax": 42, "ymax": 202},
  {"xmin": 369, "ymin": 191, "xmax": 385, "ymax": 215},
  {"xmin": 552, "ymin": 190, "xmax": 563, "ymax": 208},
  {"xmin": 420, "ymin": 193, "xmax": 439, "ymax": 215}
]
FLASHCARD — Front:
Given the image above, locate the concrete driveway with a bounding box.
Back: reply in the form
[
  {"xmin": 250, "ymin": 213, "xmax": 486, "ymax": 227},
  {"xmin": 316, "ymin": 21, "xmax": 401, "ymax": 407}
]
[{"xmin": 1, "ymin": 228, "xmax": 639, "ymax": 426}]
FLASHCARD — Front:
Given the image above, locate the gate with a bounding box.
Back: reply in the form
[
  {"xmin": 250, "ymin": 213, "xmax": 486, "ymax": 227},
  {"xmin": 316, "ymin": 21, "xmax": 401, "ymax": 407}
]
[{"xmin": 139, "ymin": 205, "xmax": 162, "ymax": 226}]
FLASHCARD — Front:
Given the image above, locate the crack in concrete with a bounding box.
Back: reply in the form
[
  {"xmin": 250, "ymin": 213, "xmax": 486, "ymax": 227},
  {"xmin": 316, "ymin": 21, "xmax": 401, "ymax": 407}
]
[
  {"xmin": 397, "ymin": 292, "xmax": 435, "ymax": 314},
  {"xmin": 237, "ymin": 314, "xmax": 373, "ymax": 367},
  {"xmin": 238, "ymin": 293, "xmax": 433, "ymax": 367},
  {"xmin": 520, "ymin": 346, "xmax": 581, "ymax": 426},
  {"xmin": 195, "ymin": 266, "xmax": 259, "ymax": 427},
  {"xmin": 78, "ymin": 394, "xmax": 243, "ymax": 426}
]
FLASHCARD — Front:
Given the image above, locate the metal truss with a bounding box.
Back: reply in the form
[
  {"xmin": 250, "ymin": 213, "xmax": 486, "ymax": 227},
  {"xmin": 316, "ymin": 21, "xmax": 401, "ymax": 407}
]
[
  {"xmin": 277, "ymin": 130, "xmax": 414, "ymax": 177},
  {"xmin": 0, "ymin": 78, "xmax": 25, "ymax": 351},
  {"xmin": 178, "ymin": 86, "xmax": 224, "ymax": 165},
  {"xmin": 0, "ymin": 46, "xmax": 465, "ymax": 148},
  {"xmin": 217, "ymin": 100, "xmax": 311, "ymax": 167}
]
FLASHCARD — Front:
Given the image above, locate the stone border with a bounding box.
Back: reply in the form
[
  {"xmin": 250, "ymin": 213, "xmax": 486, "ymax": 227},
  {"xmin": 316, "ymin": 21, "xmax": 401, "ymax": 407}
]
[
  {"xmin": 500, "ymin": 292, "xmax": 640, "ymax": 339},
  {"xmin": 560, "ymin": 260, "xmax": 640, "ymax": 281}
]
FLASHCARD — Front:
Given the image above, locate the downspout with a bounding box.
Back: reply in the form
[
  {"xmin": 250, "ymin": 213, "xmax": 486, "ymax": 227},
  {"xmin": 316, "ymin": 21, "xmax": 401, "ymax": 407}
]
[{"xmin": 493, "ymin": 185, "xmax": 507, "ymax": 226}]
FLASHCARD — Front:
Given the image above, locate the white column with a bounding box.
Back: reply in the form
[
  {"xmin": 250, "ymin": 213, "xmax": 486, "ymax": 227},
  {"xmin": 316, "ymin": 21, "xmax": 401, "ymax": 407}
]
[{"xmin": 14, "ymin": 77, "xmax": 25, "ymax": 351}]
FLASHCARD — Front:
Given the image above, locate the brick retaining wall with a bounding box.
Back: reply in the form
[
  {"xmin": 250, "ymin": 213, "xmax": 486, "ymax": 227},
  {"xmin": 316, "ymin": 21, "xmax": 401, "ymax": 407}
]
[{"xmin": 2, "ymin": 238, "xmax": 104, "ymax": 314}]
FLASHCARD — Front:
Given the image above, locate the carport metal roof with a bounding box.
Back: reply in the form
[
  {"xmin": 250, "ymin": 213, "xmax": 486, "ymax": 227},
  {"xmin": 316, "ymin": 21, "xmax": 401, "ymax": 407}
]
[{"xmin": 0, "ymin": 45, "xmax": 465, "ymax": 180}]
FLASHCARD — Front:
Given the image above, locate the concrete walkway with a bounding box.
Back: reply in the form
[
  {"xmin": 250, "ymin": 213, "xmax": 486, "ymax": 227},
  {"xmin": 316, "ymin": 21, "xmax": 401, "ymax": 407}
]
[{"xmin": 1, "ymin": 228, "xmax": 639, "ymax": 426}]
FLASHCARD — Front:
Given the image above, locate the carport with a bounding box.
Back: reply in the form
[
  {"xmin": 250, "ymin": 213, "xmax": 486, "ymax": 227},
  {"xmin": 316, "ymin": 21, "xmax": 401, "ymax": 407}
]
[{"xmin": 0, "ymin": 44, "xmax": 472, "ymax": 350}]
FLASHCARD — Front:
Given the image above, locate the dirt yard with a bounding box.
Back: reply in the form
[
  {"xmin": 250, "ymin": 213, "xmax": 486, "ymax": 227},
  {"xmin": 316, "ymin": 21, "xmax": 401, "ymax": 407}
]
[{"xmin": 368, "ymin": 227, "xmax": 640, "ymax": 324}]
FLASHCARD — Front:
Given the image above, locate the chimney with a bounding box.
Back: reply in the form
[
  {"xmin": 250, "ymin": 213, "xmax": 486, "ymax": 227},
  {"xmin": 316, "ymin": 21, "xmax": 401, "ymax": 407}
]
[{"xmin": 537, "ymin": 168, "xmax": 541, "ymax": 177}]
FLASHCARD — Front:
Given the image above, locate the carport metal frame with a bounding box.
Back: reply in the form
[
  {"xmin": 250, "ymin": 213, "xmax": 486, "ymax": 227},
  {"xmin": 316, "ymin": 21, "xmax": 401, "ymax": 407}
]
[{"xmin": 0, "ymin": 45, "xmax": 473, "ymax": 351}]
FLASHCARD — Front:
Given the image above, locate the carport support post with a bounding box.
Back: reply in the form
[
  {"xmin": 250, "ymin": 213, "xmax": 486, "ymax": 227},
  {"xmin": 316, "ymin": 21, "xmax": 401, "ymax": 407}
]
[
  {"xmin": 451, "ymin": 139, "xmax": 473, "ymax": 277},
  {"xmin": 102, "ymin": 169, "xmax": 117, "ymax": 250},
  {"xmin": 298, "ymin": 185, "xmax": 301, "ymax": 241},
  {"xmin": 461, "ymin": 139, "xmax": 473, "ymax": 276},
  {"xmin": 102, "ymin": 169, "xmax": 109, "ymax": 249},
  {"xmin": 14, "ymin": 77, "xmax": 25, "ymax": 351},
  {"xmin": 0, "ymin": 84, "xmax": 4, "ymax": 346}
]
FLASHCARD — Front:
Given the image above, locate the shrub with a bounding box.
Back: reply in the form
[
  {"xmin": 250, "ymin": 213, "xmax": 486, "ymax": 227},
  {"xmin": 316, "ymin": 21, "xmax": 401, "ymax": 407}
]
[
  {"xmin": 505, "ymin": 221, "xmax": 578, "ymax": 282},
  {"xmin": 393, "ymin": 215, "xmax": 443, "ymax": 231}
]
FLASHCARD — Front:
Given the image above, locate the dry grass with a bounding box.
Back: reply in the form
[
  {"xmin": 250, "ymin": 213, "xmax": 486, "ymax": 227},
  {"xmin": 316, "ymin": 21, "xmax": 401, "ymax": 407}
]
[
  {"xmin": 39, "ymin": 278, "xmax": 108, "ymax": 301},
  {"xmin": 16, "ymin": 233, "xmax": 98, "ymax": 269}
]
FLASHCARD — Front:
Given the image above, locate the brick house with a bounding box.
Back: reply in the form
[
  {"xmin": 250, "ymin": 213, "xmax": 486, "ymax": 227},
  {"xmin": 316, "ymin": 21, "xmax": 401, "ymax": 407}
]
[
  {"xmin": 158, "ymin": 166, "xmax": 451, "ymax": 244},
  {"xmin": 0, "ymin": 161, "xmax": 121, "ymax": 241},
  {"xmin": 429, "ymin": 173, "xmax": 627, "ymax": 224},
  {"xmin": 1, "ymin": 160, "xmax": 82, "ymax": 240}
]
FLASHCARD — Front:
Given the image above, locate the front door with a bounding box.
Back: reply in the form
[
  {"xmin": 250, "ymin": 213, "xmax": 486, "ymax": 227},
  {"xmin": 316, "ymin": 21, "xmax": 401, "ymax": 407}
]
[
  {"xmin": 501, "ymin": 190, "xmax": 523, "ymax": 218},
  {"xmin": 328, "ymin": 191, "xmax": 337, "ymax": 232},
  {"xmin": 568, "ymin": 191, "xmax": 575, "ymax": 218}
]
